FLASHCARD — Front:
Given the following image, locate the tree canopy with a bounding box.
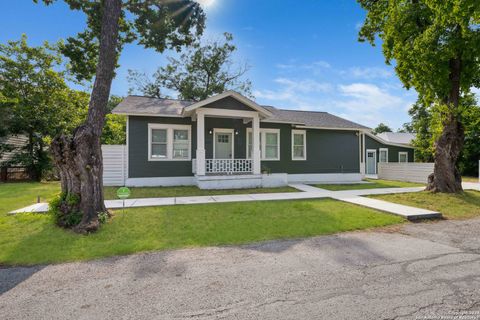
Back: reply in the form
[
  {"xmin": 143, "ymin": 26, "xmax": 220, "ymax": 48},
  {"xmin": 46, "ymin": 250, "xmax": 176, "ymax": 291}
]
[
  {"xmin": 357, "ymin": 0, "xmax": 480, "ymax": 192},
  {"xmin": 407, "ymin": 94, "xmax": 480, "ymax": 176},
  {"xmin": 128, "ymin": 32, "xmax": 252, "ymax": 101},
  {"xmin": 373, "ymin": 123, "xmax": 393, "ymax": 135},
  {"xmin": 0, "ymin": 35, "xmax": 88, "ymax": 179},
  {"xmin": 358, "ymin": 0, "xmax": 480, "ymax": 104},
  {"xmin": 35, "ymin": 0, "xmax": 206, "ymax": 82}
]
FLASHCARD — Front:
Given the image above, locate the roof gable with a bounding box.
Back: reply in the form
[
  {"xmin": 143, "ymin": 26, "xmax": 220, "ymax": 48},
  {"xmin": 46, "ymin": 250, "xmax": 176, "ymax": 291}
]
[{"xmin": 183, "ymin": 91, "xmax": 273, "ymax": 117}]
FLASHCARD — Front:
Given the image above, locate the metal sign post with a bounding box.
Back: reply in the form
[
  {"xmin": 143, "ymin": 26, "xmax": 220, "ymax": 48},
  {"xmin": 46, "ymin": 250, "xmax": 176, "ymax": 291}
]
[{"xmin": 116, "ymin": 187, "xmax": 131, "ymax": 216}]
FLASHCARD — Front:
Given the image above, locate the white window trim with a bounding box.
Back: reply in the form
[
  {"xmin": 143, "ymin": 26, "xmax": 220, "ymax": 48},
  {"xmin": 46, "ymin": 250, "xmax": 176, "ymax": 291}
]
[
  {"xmin": 213, "ymin": 128, "xmax": 235, "ymax": 159},
  {"xmin": 291, "ymin": 129, "xmax": 307, "ymax": 161},
  {"xmin": 379, "ymin": 148, "xmax": 389, "ymax": 163},
  {"xmin": 398, "ymin": 151, "xmax": 409, "ymax": 163},
  {"xmin": 148, "ymin": 123, "xmax": 191, "ymax": 161},
  {"xmin": 246, "ymin": 128, "xmax": 280, "ymax": 161}
]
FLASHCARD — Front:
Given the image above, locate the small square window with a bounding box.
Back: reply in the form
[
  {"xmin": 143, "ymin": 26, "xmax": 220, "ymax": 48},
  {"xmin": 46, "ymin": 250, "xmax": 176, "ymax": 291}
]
[{"xmin": 217, "ymin": 134, "xmax": 229, "ymax": 143}]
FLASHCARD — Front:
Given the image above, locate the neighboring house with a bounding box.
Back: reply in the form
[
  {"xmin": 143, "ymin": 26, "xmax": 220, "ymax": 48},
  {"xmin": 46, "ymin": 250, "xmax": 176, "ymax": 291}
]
[
  {"xmin": 112, "ymin": 91, "xmax": 414, "ymax": 188},
  {"xmin": 0, "ymin": 134, "xmax": 28, "ymax": 164}
]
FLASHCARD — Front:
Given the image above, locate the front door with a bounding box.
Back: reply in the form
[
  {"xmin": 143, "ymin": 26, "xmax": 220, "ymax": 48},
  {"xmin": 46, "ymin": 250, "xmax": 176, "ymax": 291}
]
[
  {"xmin": 214, "ymin": 129, "xmax": 233, "ymax": 159},
  {"xmin": 366, "ymin": 150, "xmax": 377, "ymax": 174}
]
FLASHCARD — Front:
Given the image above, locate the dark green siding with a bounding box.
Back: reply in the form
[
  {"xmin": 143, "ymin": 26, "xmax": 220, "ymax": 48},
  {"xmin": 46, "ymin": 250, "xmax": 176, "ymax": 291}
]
[
  {"xmin": 128, "ymin": 116, "xmax": 197, "ymax": 178},
  {"xmin": 128, "ymin": 115, "xmax": 362, "ymax": 178},
  {"xmin": 365, "ymin": 135, "xmax": 414, "ymax": 163},
  {"xmin": 258, "ymin": 123, "xmax": 360, "ymax": 174},
  {"xmin": 202, "ymin": 96, "xmax": 256, "ymax": 111}
]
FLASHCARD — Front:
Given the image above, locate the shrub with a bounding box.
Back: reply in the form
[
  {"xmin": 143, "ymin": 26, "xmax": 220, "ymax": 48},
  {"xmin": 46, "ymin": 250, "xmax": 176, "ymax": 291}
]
[
  {"xmin": 49, "ymin": 192, "xmax": 82, "ymax": 228},
  {"xmin": 98, "ymin": 211, "xmax": 109, "ymax": 224}
]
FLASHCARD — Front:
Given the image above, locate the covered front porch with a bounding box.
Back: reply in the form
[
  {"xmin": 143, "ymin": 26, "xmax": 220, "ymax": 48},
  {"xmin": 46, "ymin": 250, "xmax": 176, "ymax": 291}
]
[
  {"xmin": 181, "ymin": 92, "xmax": 276, "ymax": 189},
  {"xmin": 187, "ymin": 102, "xmax": 267, "ymax": 177}
]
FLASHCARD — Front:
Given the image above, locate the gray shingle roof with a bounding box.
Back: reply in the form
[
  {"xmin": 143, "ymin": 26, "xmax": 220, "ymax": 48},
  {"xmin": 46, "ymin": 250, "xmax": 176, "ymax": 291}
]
[
  {"xmin": 377, "ymin": 132, "xmax": 415, "ymax": 145},
  {"xmin": 112, "ymin": 95, "xmax": 194, "ymax": 116},
  {"xmin": 262, "ymin": 106, "xmax": 370, "ymax": 130},
  {"xmin": 112, "ymin": 95, "xmax": 370, "ymax": 130}
]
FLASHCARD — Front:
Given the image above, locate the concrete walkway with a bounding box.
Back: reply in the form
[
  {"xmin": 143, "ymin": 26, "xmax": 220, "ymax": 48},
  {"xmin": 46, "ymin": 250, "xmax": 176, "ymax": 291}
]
[{"xmin": 9, "ymin": 182, "xmax": 480, "ymax": 220}]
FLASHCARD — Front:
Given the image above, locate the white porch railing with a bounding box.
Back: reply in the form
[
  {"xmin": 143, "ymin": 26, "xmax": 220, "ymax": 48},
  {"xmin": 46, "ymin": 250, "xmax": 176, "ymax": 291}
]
[{"xmin": 205, "ymin": 159, "xmax": 253, "ymax": 175}]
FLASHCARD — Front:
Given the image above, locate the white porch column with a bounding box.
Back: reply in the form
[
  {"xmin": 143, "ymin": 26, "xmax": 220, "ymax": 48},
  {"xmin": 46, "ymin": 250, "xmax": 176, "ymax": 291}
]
[
  {"xmin": 360, "ymin": 132, "xmax": 366, "ymax": 176},
  {"xmin": 196, "ymin": 111, "xmax": 206, "ymax": 176},
  {"xmin": 252, "ymin": 114, "xmax": 261, "ymax": 175}
]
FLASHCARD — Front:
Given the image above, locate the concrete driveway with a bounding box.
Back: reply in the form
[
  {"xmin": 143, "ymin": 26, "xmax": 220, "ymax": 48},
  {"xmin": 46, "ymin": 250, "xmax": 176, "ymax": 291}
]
[{"xmin": 2, "ymin": 219, "xmax": 480, "ymax": 320}]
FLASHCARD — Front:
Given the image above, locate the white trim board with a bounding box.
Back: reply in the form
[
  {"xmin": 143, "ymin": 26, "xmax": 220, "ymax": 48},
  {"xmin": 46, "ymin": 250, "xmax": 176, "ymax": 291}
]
[{"xmin": 288, "ymin": 173, "xmax": 363, "ymax": 184}]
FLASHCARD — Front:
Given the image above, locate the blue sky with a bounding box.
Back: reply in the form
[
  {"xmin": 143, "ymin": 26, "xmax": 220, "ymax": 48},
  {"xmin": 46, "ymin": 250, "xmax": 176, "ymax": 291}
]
[{"xmin": 0, "ymin": 0, "xmax": 419, "ymax": 129}]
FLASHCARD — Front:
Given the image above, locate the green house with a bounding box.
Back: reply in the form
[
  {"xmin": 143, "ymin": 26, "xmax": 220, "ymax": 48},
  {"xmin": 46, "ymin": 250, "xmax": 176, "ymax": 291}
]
[{"xmin": 112, "ymin": 91, "xmax": 414, "ymax": 189}]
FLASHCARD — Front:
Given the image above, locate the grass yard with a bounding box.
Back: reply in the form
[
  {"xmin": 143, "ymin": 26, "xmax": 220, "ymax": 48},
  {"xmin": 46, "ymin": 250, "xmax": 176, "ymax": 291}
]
[
  {"xmin": 0, "ymin": 182, "xmax": 61, "ymax": 215},
  {"xmin": 0, "ymin": 186, "xmax": 404, "ymax": 265},
  {"xmin": 0, "ymin": 182, "xmax": 298, "ymax": 215},
  {"xmin": 371, "ymin": 191, "xmax": 480, "ymax": 220},
  {"xmin": 314, "ymin": 179, "xmax": 424, "ymax": 191},
  {"xmin": 462, "ymin": 176, "xmax": 479, "ymax": 183},
  {"xmin": 103, "ymin": 185, "xmax": 298, "ymax": 199}
]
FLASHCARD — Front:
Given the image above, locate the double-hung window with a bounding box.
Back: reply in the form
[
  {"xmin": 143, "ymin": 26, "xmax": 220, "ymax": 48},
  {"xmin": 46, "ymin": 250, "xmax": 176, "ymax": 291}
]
[
  {"xmin": 291, "ymin": 130, "xmax": 306, "ymax": 160},
  {"xmin": 398, "ymin": 152, "xmax": 408, "ymax": 163},
  {"xmin": 148, "ymin": 124, "xmax": 191, "ymax": 161},
  {"xmin": 246, "ymin": 128, "xmax": 280, "ymax": 160},
  {"xmin": 379, "ymin": 148, "xmax": 388, "ymax": 163}
]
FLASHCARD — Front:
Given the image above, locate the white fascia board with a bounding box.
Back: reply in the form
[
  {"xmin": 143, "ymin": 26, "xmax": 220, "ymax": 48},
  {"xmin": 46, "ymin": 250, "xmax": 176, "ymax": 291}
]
[
  {"xmin": 111, "ymin": 111, "xmax": 184, "ymax": 118},
  {"xmin": 294, "ymin": 125, "xmax": 366, "ymax": 132}
]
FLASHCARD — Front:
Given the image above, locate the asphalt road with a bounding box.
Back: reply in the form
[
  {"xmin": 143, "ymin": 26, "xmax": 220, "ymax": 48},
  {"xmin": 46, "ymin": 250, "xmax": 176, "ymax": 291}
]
[{"xmin": 2, "ymin": 218, "xmax": 480, "ymax": 320}]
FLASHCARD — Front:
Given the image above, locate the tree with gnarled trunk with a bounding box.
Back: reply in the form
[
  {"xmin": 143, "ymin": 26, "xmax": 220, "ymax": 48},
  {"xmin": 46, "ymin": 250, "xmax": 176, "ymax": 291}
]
[
  {"xmin": 357, "ymin": 0, "xmax": 480, "ymax": 193},
  {"xmin": 36, "ymin": 0, "xmax": 205, "ymax": 233}
]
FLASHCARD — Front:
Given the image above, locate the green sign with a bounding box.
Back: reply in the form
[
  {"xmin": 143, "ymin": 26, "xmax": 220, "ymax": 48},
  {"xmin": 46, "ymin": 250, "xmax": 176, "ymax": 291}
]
[{"xmin": 116, "ymin": 187, "xmax": 131, "ymax": 199}]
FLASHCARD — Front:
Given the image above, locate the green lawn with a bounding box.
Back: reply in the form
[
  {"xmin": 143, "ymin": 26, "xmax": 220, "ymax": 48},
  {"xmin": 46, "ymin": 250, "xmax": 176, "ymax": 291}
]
[
  {"xmin": 314, "ymin": 179, "xmax": 424, "ymax": 191},
  {"xmin": 462, "ymin": 176, "xmax": 479, "ymax": 183},
  {"xmin": 103, "ymin": 185, "xmax": 298, "ymax": 199},
  {"xmin": 0, "ymin": 182, "xmax": 61, "ymax": 215},
  {"xmin": 0, "ymin": 182, "xmax": 298, "ymax": 214},
  {"xmin": 371, "ymin": 191, "xmax": 480, "ymax": 220},
  {"xmin": 0, "ymin": 182, "xmax": 404, "ymax": 265}
]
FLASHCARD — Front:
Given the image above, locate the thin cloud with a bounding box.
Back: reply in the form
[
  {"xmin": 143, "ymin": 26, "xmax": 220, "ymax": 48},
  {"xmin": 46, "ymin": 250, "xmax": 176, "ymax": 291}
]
[
  {"xmin": 337, "ymin": 83, "xmax": 404, "ymax": 111},
  {"xmin": 341, "ymin": 67, "xmax": 393, "ymax": 80},
  {"xmin": 275, "ymin": 78, "xmax": 333, "ymax": 93}
]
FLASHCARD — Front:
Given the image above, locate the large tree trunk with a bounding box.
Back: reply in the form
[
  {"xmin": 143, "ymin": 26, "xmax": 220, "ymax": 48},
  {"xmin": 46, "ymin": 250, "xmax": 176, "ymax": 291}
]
[
  {"xmin": 51, "ymin": 0, "xmax": 122, "ymax": 233},
  {"xmin": 426, "ymin": 57, "xmax": 464, "ymax": 193}
]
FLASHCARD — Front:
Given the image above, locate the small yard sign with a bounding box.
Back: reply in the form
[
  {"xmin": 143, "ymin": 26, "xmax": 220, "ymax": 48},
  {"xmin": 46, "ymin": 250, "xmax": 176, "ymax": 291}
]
[{"xmin": 116, "ymin": 187, "xmax": 131, "ymax": 199}]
